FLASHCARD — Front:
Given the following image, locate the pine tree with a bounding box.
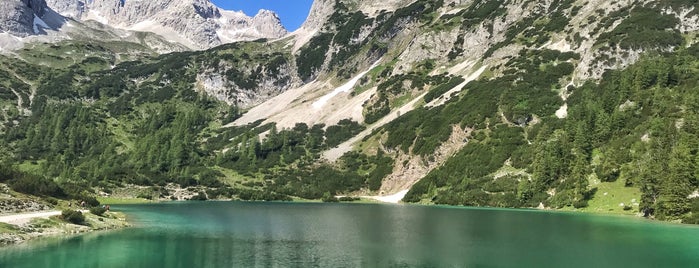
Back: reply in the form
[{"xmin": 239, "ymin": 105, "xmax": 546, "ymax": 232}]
[
  {"xmin": 657, "ymin": 138, "xmax": 694, "ymax": 220},
  {"xmin": 570, "ymin": 150, "xmax": 589, "ymax": 202}
]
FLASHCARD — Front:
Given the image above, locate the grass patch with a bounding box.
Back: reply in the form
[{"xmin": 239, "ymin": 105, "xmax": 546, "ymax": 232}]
[
  {"xmin": 28, "ymin": 218, "xmax": 61, "ymax": 229},
  {"xmin": 391, "ymin": 94, "xmax": 413, "ymax": 109},
  {"xmin": 106, "ymin": 118, "xmax": 134, "ymax": 151},
  {"xmin": 564, "ymin": 175, "xmax": 641, "ymax": 215},
  {"xmin": 357, "ymin": 131, "xmax": 384, "ymax": 155},
  {"xmin": 215, "ymin": 167, "xmax": 261, "ymax": 186},
  {"xmin": 16, "ymin": 160, "xmax": 45, "ymax": 174},
  {"xmin": 97, "ymin": 197, "xmax": 152, "ymax": 205},
  {"xmin": 0, "ymin": 222, "xmax": 19, "ymax": 233}
]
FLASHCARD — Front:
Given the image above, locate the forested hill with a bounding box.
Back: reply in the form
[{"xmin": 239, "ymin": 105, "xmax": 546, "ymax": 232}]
[{"xmin": 1, "ymin": 0, "xmax": 699, "ymax": 223}]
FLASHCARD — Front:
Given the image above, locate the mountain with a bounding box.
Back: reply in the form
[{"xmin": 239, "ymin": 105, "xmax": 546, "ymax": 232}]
[
  {"xmin": 45, "ymin": 0, "xmax": 288, "ymax": 49},
  {"xmin": 2, "ymin": 0, "xmax": 699, "ymax": 223},
  {"xmin": 0, "ymin": 0, "xmax": 287, "ymax": 52}
]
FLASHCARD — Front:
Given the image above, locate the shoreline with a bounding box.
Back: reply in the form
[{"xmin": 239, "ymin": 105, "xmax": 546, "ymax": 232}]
[
  {"xmin": 106, "ymin": 198, "xmax": 682, "ymax": 228},
  {"xmin": 0, "ymin": 209, "xmax": 130, "ymax": 247}
]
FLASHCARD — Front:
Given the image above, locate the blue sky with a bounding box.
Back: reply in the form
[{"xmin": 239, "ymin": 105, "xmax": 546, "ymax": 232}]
[{"xmin": 211, "ymin": 0, "xmax": 315, "ymax": 31}]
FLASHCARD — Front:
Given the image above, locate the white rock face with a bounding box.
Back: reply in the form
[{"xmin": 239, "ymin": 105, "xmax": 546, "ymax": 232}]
[
  {"xmin": 357, "ymin": 0, "xmax": 416, "ymax": 16},
  {"xmin": 46, "ymin": 0, "xmax": 288, "ymax": 49},
  {"xmin": 299, "ymin": 0, "xmax": 335, "ymax": 32}
]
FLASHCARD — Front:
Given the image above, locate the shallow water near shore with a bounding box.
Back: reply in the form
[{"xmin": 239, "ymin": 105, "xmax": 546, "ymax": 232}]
[{"xmin": 1, "ymin": 201, "xmax": 699, "ymax": 267}]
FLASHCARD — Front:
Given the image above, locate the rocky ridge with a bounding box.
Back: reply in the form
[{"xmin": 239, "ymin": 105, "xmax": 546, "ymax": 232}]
[{"xmin": 45, "ymin": 0, "xmax": 288, "ymax": 49}]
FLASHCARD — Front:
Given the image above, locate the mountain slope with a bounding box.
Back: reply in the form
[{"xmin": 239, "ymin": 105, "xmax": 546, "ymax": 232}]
[{"xmin": 0, "ymin": 0, "xmax": 287, "ymax": 53}]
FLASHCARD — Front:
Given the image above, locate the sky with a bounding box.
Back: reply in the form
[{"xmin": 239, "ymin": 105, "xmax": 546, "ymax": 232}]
[{"xmin": 211, "ymin": 0, "xmax": 315, "ymax": 31}]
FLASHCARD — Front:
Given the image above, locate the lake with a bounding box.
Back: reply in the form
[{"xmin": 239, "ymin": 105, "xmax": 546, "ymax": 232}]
[{"xmin": 1, "ymin": 202, "xmax": 698, "ymax": 267}]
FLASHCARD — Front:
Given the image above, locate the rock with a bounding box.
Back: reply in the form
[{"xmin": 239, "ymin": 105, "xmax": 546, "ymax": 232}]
[
  {"xmin": 0, "ymin": 233, "xmax": 25, "ymax": 246},
  {"xmin": 0, "ymin": 199, "xmax": 51, "ymax": 215},
  {"xmin": 0, "ymin": 0, "xmax": 50, "ymax": 36}
]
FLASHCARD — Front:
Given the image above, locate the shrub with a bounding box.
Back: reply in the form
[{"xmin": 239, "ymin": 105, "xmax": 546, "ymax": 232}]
[
  {"xmin": 74, "ymin": 195, "xmax": 100, "ymax": 207},
  {"xmin": 338, "ymin": 196, "xmax": 360, "ymax": 202},
  {"xmin": 190, "ymin": 191, "xmax": 208, "ymax": 201},
  {"xmin": 573, "ymin": 200, "xmax": 590, "ymax": 209},
  {"xmin": 8, "ymin": 174, "xmax": 65, "ymax": 198},
  {"xmin": 136, "ymin": 192, "xmax": 153, "ymax": 200},
  {"xmin": 89, "ymin": 206, "xmax": 107, "ymax": 216},
  {"xmin": 322, "ymin": 192, "xmax": 339, "ymax": 202},
  {"xmin": 44, "ymin": 197, "xmax": 59, "ymax": 205},
  {"xmin": 62, "ymin": 209, "xmax": 85, "ymax": 225}
]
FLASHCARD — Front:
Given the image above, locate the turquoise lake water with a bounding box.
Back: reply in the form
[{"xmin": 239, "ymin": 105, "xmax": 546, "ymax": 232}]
[{"xmin": 1, "ymin": 201, "xmax": 699, "ymax": 267}]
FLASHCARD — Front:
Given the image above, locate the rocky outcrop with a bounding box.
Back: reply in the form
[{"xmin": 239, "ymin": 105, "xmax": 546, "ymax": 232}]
[
  {"xmin": 0, "ymin": 199, "xmax": 51, "ymax": 215},
  {"xmin": 196, "ymin": 61, "xmax": 296, "ymax": 109},
  {"xmin": 0, "ymin": 0, "xmax": 51, "ymax": 36},
  {"xmin": 45, "ymin": 0, "xmax": 83, "ymax": 18},
  {"xmin": 299, "ymin": 0, "xmax": 335, "ymax": 32}
]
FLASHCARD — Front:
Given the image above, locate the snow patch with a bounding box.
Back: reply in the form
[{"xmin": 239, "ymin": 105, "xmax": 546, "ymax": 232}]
[
  {"xmin": 33, "ymin": 15, "xmax": 50, "ymax": 34},
  {"xmin": 312, "ymin": 60, "xmax": 380, "ymax": 109},
  {"xmin": 217, "ymin": 28, "xmax": 262, "ymax": 43}
]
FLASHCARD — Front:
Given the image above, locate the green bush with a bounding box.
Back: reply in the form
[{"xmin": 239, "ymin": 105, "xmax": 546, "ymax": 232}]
[
  {"xmin": 296, "ymin": 33, "xmax": 333, "ymax": 81},
  {"xmin": 322, "ymin": 192, "xmax": 339, "ymax": 202},
  {"xmin": 62, "ymin": 209, "xmax": 85, "ymax": 225},
  {"xmin": 338, "ymin": 196, "xmax": 360, "ymax": 202},
  {"xmin": 573, "ymin": 200, "xmax": 589, "ymax": 209},
  {"xmin": 190, "ymin": 191, "xmax": 208, "ymax": 201},
  {"xmin": 44, "ymin": 197, "xmax": 59, "ymax": 205},
  {"xmin": 236, "ymin": 189, "xmax": 292, "ymax": 201},
  {"xmin": 596, "ymin": 7, "xmax": 682, "ymax": 50},
  {"xmin": 325, "ymin": 119, "xmax": 366, "ymax": 148},
  {"xmin": 89, "ymin": 206, "xmax": 107, "ymax": 216},
  {"xmin": 423, "ymin": 77, "xmax": 466, "ymax": 103},
  {"xmin": 8, "ymin": 173, "xmax": 65, "ymax": 198}
]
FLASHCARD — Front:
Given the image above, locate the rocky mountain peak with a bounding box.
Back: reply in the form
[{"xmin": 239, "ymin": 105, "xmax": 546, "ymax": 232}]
[
  {"xmin": 250, "ymin": 9, "xmax": 287, "ymax": 38},
  {"xmin": 43, "ymin": 0, "xmax": 288, "ymax": 49},
  {"xmin": 190, "ymin": 0, "xmax": 221, "ymax": 19}
]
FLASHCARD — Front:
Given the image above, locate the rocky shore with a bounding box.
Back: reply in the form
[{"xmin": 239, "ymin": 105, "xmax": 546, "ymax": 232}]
[{"xmin": 0, "ymin": 209, "xmax": 130, "ymax": 246}]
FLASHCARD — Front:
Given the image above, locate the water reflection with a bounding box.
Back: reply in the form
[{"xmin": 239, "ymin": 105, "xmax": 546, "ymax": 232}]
[{"xmin": 1, "ymin": 202, "xmax": 699, "ymax": 268}]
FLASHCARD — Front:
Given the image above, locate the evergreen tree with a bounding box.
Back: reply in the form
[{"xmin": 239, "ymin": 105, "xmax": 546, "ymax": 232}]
[{"xmin": 657, "ymin": 137, "xmax": 694, "ymax": 219}]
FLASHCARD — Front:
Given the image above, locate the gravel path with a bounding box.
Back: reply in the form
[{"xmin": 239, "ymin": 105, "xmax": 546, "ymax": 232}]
[{"xmin": 0, "ymin": 210, "xmax": 62, "ymax": 225}]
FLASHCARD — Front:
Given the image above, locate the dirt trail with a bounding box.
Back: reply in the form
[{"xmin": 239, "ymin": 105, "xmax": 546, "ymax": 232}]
[{"xmin": 0, "ymin": 210, "xmax": 62, "ymax": 225}]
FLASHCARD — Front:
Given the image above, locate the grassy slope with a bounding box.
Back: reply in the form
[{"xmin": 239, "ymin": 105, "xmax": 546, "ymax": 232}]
[{"xmin": 562, "ymin": 177, "xmax": 641, "ymax": 216}]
